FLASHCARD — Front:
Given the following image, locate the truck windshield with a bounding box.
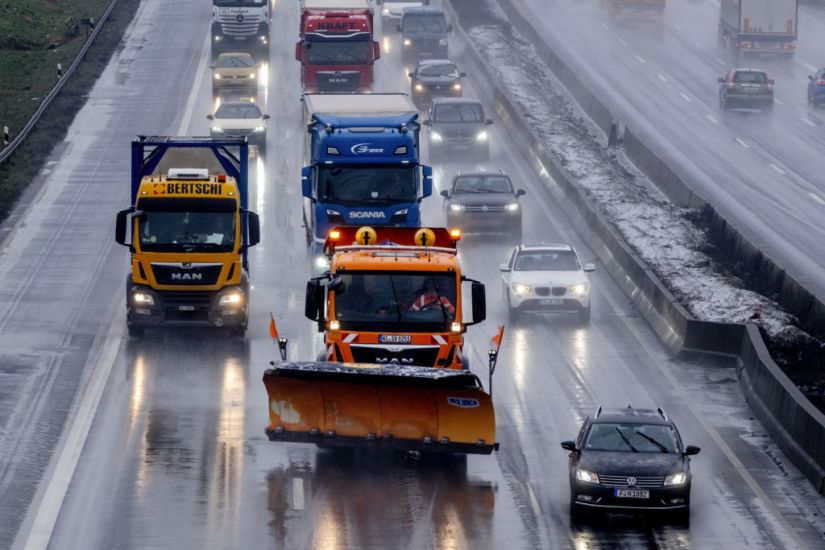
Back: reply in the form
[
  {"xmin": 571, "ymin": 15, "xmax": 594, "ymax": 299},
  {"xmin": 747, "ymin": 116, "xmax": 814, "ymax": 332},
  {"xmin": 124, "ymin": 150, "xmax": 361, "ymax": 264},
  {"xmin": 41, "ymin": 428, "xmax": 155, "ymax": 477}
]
[
  {"xmin": 334, "ymin": 272, "xmax": 458, "ymax": 330},
  {"xmin": 213, "ymin": 0, "xmax": 265, "ymax": 6},
  {"xmin": 306, "ymin": 40, "xmax": 371, "ymax": 65},
  {"xmin": 319, "ymin": 165, "xmax": 416, "ymax": 205},
  {"xmin": 403, "ymin": 15, "xmax": 447, "ymax": 34},
  {"xmin": 137, "ymin": 199, "xmax": 236, "ymax": 253}
]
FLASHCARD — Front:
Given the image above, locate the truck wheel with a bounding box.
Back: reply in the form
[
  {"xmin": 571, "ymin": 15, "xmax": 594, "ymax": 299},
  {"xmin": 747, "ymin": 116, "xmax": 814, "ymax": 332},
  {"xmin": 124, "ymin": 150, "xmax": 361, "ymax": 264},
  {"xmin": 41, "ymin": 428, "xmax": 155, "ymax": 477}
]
[{"xmin": 128, "ymin": 325, "xmax": 145, "ymax": 338}]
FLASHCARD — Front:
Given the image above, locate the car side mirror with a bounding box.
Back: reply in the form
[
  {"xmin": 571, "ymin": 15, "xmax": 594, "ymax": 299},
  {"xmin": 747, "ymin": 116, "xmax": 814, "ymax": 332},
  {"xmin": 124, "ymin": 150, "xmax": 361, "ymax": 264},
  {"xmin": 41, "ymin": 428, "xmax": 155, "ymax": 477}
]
[
  {"xmin": 263, "ymin": 114, "xmax": 270, "ymax": 120},
  {"xmin": 247, "ymin": 212, "xmax": 260, "ymax": 247},
  {"xmin": 447, "ymin": 24, "xmax": 454, "ymax": 32},
  {"xmin": 485, "ymin": 118, "xmax": 493, "ymax": 125},
  {"xmin": 684, "ymin": 445, "xmax": 701, "ymax": 456},
  {"xmin": 808, "ymin": 75, "xmax": 814, "ymax": 81},
  {"xmin": 440, "ymin": 189, "xmax": 450, "ymax": 198},
  {"xmin": 499, "ymin": 263, "xmax": 511, "ymax": 272},
  {"xmin": 423, "ymin": 120, "xmax": 431, "ymax": 126},
  {"xmin": 768, "ymin": 79, "xmax": 775, "ymax": 85},
  {"xmin": 583, "ymin": 263, "xmax": 595, "ymax": 272},
  {"xmin": 206, "ymin": 114, "xmax": 214, "ymax": 120},
  {"xmin": 717, "ymin": 77, "xmax": 725, "ymax": 83},
  {"xmin": 516, "ymin": 188, "xmax": 526, "ymax": 197},
  {"xmin": 561, "ymin": 440, "xmax": 577, "ymax": 452},
  {"xmin": 460, "ymin": 72, "xmax": 466, "ymax": 77},
  {"xmin": 408, "ymin": 72, "xmax": 415, "ymax": 78},
  {"xmin": 209, "ymin": 64, "xmax": 216, "ymax": 69}
]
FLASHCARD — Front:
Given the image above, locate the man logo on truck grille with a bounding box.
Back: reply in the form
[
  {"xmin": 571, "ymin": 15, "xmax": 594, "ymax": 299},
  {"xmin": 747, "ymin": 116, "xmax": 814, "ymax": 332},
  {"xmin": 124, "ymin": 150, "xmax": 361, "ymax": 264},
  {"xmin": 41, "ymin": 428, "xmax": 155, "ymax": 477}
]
[
  {"xmin": 171, "ymin": 272, "xmax": 203, "ymax": 281},
  {"xmin": 447, "ymin": 397, "xmax": 479, "ymax": 408}
]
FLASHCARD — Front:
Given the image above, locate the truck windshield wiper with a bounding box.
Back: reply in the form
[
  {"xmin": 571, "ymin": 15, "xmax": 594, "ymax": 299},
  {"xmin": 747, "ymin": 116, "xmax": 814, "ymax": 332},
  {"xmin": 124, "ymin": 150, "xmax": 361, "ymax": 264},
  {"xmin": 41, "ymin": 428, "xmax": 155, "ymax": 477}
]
[
  {"xmin": 615, "ymin": 427, "xmax": 638, "ymax": 453},
  {"xmin": 387, "ymin": 275, "xmax": 403, "ymax": 323},
  {"xmin": 634, "ymin": 430, "xmax": 670, "ymax": 453}
]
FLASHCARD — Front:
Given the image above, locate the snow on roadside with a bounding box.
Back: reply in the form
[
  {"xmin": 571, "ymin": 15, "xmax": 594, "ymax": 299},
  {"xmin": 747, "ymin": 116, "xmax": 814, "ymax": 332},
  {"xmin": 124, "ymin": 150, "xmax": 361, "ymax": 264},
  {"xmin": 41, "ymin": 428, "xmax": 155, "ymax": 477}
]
[{"xmin": 463, "ymin": 10, "xmax": 798, "ymax": 339}]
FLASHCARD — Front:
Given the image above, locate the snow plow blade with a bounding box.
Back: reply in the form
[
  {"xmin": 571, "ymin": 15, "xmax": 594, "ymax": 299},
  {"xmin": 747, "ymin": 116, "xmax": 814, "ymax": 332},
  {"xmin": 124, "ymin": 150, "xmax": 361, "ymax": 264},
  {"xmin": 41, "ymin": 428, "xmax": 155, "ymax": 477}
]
[{"xmin": 264, "ymin": 362, "xmax": 497, "ymax": 455}]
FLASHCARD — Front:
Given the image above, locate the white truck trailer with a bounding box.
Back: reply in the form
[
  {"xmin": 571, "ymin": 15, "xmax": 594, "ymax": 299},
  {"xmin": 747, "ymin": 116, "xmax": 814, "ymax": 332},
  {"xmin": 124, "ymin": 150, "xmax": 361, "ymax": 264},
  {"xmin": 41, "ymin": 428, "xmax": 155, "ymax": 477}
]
[{"xmin": 719, "ymin": 0, "xmax": 798, "ymax": 57}]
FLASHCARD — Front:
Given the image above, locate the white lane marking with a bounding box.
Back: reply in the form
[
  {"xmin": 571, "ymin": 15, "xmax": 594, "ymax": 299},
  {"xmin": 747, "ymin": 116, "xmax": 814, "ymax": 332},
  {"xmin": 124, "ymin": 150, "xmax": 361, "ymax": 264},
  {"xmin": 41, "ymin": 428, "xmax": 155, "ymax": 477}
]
[
  {"xmin": 292, "ymin": 477, "xmax": 305, "ymax": 510},
  {"xmin": 679, "ymin": 92, "xmax": 692, "ymax": 103},
  {"xmin": 734, "ymin": 137, "xmax": 750, "ymax": 148},
  {"xmin": 673, "ymin": 24, "xmax": 682, "ymax": 32},
  {"xmin": 705, "ymin": 114, "xmax": 719, "ymax": 124},
  {"xmin": 618, "ymin": 38, "xmax": 627, "ymax": 47},
  {"xmin": 809, "ymin": 192, "xmax": 825, "ymax": 206},
  {"xmin": 802, "ymin": 117, "xmax": 816, "ymax": 127},
  {"xmin": 22, "ymin": 311, "xmax": 124, "ymax": 550},
  {"xmin": 714, "ymin": 57, "xmax": 727, "ymax": 66},
  {"xmin": 177, "ymin": 31, "xmax": 211, "ymax": 134},
  {"xmin": 774, "ymin": 97, "xmax": 784, "ymax": 106},
  {"xmin": 601, "ymin": 22, "xmax": 609, "ymax": 30},
  {"xmin": 635, "ymin": 55, "xmax": 646, "ymax": 64},
  {"xmin": 768, "ymin": 163, "xmax": 786, "ymax": 176},
  {"xmin": 656, "ymin": 73, "xmax": 667, "ymax": 83}
]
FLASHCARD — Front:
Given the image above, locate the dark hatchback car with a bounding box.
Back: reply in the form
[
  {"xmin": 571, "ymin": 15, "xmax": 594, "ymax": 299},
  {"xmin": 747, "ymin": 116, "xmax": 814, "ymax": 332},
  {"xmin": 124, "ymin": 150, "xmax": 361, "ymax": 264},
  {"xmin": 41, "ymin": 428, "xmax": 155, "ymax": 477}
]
[
  {"xmin": 409, "ymin": 59, "xmax": 465, "ymax": 107},
  {"xmin": 399, "ymin": 8, "xmax": 453, "ymax": 64},
  {"xmin": 561, "ymin": 406, "xmax": 700, "ymax": 523},
  {"xmin": 426, "ymin": 98, "xmax": 493, "ymax": 160},
  {"xmin": 718, "ymin": 68, "xmax": 774, "ymax": 112},
  {"xmin": 807, "ymin": 68, "xmax": 825, "ymax": 108},
  {"xmin": 442, "ymin": 171, "xmax": 525, "ymax": 238}
]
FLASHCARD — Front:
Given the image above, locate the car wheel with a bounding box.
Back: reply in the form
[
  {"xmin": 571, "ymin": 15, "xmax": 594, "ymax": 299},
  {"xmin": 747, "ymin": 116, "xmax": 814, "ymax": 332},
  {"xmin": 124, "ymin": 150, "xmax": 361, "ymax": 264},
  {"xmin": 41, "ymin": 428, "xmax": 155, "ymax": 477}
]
[
  {"xmin": 258, "ymin": 139, "xmax": 267, "ymax": 159},
  {"xmin": 570, "ymin": 496, "xmax": 586, "ymax": 521},
  {"xmin": 579, "ymin": 305, "xmax": 591, "ymax": 324},
  {"xmin": 127, "ymin": 324, "xmax": 144, "ymax": 338},
  {"xmin": 764, "ymin": 101, "xmax": 774, "ymax": 114},
  {"xmin": 720, "ymin": 97, "xmax": 728, "ymax": 112},
  {"xmin": 670, "ymin": 506, "xmax": 690, "ymax": 526}
]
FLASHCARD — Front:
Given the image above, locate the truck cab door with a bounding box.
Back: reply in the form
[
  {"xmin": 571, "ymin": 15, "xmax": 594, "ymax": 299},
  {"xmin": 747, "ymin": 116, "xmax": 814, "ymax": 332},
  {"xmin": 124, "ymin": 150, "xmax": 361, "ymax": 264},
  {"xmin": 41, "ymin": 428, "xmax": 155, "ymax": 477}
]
[
  {"xmin": 295, "ymin": 41, "xmax": 302, "ymax": 62},
  {"xmin": 372, "ymin": 41, "xmax": 381, "ymax": 62}
]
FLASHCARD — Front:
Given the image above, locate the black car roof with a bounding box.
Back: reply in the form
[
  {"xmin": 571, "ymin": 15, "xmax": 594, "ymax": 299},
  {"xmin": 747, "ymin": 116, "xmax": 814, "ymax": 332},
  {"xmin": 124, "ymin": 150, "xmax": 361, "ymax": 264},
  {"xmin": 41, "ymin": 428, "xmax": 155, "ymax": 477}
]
[{"xmin": 592, "ymin": 407, "xmax": 672, "ymax": 426}]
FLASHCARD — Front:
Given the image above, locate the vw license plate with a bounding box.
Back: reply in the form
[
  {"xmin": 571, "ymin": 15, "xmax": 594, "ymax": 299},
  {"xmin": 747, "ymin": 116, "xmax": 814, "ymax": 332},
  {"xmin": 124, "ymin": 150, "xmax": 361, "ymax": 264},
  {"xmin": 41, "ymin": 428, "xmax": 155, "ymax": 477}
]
[
  {"xmin": 539, "ymin": 298, "xmax": 563, "ymax": 305},
  {"xmin": 615, "ymin": 488, "xmax": 649, "ymax": 499},
  {"xmin": 178, "ymin": 305, "xmax": 195, "ymax": 311}
]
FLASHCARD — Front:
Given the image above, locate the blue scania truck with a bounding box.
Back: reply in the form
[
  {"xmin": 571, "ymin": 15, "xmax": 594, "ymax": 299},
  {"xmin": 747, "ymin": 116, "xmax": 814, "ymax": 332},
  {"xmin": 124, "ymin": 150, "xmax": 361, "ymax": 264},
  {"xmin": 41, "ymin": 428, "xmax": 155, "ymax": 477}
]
[{"xmin": 301, "ymin": 93, "xmax": 433, "ymax": 263}]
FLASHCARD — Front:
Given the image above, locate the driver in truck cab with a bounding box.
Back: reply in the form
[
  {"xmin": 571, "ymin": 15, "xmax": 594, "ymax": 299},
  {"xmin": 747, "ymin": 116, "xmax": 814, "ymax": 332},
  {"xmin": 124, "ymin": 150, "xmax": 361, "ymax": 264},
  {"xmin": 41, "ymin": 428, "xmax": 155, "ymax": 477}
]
[{"xmin": 409, "ymin": 279, "xmax": 456, "ymax": 317}]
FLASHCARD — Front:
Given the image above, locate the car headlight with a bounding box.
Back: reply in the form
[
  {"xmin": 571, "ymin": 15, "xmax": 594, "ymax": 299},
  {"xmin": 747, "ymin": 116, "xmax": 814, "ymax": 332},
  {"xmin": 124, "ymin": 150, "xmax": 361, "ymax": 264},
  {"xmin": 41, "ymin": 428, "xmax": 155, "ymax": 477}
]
[
  {"xmin": 315, "ymin": 255, "xmax": 330, "ymax": 271},
  {"xmin": 211, "ymin": 126, "xmax": 223, "ymax": 133},
  {"xmin": 476, "ymin": 130, "xmax": 489, "ymax": 142},
  {"xmin": 512, "ymin": 283, "xmax": 530, "ymax": 295},
  {"xmin": 219, "ymin": 290, "xmax": 244, "ymax": 307},
  {"xmin": 132, "ymin": 291, "xmax": 154, "ymax": 306},
  {"xmin": 570, "ymin": 283, "xmax": 589, "ymax": 295},
  {"xmin": 505, "ymin": 202, "xmax": 519, "ymax": 212},
  {"xmin": 439, "ymin": 38, "xmax": 448, "ymax": 46},
  {"xmin": 575, "ymin": 468, "xmax": 599, "ymax": 484},
  {"xmin": 449, "ymin": 203, "xmax": 464, "ymax": 212},
  {"xmin": 403, "ymin": 39, "xmax": 412, "ymax": 46},
  {"xmin": 249, "ymin": 73, "xmax": 256, "ymax": 79},
  {"xmin": 453, "ymin": 83, "xmax": 462, "ymax": 90},
  {"xmin": 430, "ymin": 131, "xmax": 443, "ymax": 143},
  {"xmin": 415, "ymin": 83, "xmax": 424, "ymax": 91},
  {"xmin": 213, "ymin": 73, "xmax": 222, "ymax": 80},
  {"xmin": 382, "ymin": 7, "xmax": 389, "ymax": 15},
  {"xmin": 253, "ymin": 126, "xmax": 265, "ymax": 132},
  {"xmin": 664, "ymin": 472, "xmax": 688, "ymax": 486}
]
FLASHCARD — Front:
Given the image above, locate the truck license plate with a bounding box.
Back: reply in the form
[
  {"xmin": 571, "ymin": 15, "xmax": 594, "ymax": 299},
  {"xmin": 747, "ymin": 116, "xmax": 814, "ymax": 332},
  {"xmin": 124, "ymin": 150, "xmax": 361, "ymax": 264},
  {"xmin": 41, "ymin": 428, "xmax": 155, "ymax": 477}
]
[
  {"xmin": 615, "ymin": 489, "xmax": 649, "ymax": 499},
  {"xmin": 178, "ymin": 305, "xmax": 195, "ymax": 311},
  {"xmin": 539, "ymin": 298, "xmax": 563, "ymax": 305}
]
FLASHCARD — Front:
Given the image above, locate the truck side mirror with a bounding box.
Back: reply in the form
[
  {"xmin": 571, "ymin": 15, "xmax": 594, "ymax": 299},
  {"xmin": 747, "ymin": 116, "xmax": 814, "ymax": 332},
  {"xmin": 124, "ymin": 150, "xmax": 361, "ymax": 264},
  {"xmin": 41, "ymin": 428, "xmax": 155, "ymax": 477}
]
[
  {"xmin": 305, "ymin": 280, "xmax": 324, "ymax": 321},
  {"xmin": 301, "ymin": 166, "xmax": 313, "ymax": 198},
  {"xmin": 115, "ymin": 208, "xmax": 134, "ymax": 246},
  {"xmin": 294, "ymin": 42, "xmax": 302, "ymax": 62},
  {"xmin": 247, "ymin": 212, "xmax": 261, "ymax": 247},
  {"xmin": 373, "ymin": 41, "xmax": 381, "ymax": 61},
  {"xmin": 422, "ymin": 165, "xmax": 433, "ymax": 198},
  {"xmin": 471, "ymin": 281, "xmax": 486, "ymax": 324},
  {"xmin": 423, "ymin": 120, "xmax": 431, "ymax": 126}
]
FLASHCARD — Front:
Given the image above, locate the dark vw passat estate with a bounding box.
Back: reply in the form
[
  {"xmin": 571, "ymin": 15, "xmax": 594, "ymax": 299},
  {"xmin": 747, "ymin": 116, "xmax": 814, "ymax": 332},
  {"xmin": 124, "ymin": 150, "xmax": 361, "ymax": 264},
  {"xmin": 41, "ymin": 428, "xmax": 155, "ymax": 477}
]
[{"xmin": 561, "ymin": 406, "xmax": 700, "ymax": 522}]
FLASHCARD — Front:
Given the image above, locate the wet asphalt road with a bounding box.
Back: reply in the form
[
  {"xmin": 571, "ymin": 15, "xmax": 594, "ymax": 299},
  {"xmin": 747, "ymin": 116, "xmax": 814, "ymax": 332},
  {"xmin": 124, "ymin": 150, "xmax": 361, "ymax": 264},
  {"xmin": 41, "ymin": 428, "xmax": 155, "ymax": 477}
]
[
  {"xmin": 517, "ymin": 0, "xmax": 825, "ymax": 299},
  {"xmin": 0, "ymin": 0, "xmax": 823, "ymax": 549}
]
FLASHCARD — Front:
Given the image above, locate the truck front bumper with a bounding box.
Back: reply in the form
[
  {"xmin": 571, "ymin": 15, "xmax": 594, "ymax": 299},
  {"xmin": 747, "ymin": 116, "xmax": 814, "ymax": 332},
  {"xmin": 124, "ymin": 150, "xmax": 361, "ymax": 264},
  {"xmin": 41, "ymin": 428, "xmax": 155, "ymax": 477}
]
[{"xmin": 127, "ymin": 285, "xmax": 248, "ymax": 329}]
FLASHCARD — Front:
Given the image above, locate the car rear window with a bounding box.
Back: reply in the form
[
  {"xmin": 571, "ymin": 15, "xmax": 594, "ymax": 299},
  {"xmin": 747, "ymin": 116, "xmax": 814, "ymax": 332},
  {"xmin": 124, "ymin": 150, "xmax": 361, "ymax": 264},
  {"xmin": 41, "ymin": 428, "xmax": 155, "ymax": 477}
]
[{"xmin": 734, "ymin": 71, "xmax": 766, "ymax": 84}]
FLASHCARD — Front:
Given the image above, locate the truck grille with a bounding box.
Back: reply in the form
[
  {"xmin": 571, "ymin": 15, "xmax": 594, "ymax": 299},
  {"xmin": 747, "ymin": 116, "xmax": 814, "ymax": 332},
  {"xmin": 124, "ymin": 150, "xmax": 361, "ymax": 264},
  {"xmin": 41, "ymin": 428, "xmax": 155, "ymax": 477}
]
[
  {"xmin": 219, "ymin": 13, "xmax": 263, "ymax": 36},
  {"xmin": 316, "ymin": 71, "xmax": 360, "ymax": 92},
  {"xmin": 598, "ymin": 475, "xmax": 664, "ymax": 488},
  {"xmin": 151, "ymin": 264, "xmax": 223, "ymax": 286},
  {"xmin": 350, "ymin": 345, "xmax": 440, "ymax": 367},
  {"xmin": 157, "ymin": 291, "xmax": 214, "ymax": 321}
]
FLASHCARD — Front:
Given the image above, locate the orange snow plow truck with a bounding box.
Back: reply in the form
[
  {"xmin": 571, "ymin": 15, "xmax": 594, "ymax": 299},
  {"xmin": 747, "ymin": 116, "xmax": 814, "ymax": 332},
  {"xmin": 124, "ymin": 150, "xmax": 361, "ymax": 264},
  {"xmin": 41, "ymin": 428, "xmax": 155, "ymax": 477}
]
[{"xmin": 263, "ymin": 226, "xmax": 499, "ymax": 454}]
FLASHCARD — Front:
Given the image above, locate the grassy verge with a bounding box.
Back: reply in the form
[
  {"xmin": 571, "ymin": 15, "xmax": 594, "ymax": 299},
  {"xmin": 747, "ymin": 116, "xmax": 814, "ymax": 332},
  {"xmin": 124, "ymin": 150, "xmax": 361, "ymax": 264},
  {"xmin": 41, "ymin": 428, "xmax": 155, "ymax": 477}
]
[{"xmin": 0, "ymin": 0, "xmax": 142, "ymax": 221}]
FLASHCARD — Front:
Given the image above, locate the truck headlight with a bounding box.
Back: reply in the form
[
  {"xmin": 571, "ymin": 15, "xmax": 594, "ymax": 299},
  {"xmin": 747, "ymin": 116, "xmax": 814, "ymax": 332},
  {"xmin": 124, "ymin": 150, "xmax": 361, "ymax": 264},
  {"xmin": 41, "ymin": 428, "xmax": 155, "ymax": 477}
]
[
  {"xmin": 449, "ymin": 204, "xmax": 464, "ymax": 212},
  {"xmin": 253, "ymin": 126, "xmax": 265, "ymax": 132},
  {"xmin": 211, "ymin": 126, "xmax": 223, "ymax": 133},
  {"xmin": 315, "ymin": 255, "xmax": 330, "ymax": 271},
  {"xmin": 132, "ymin": 291, "xmax": 154, "ymax": 306},
  {"xmin": 570, "ymin": 283, "xmax": 589, "ymax": 295},
  {"xmin": 439, "ymin": 38, "xmax": 448, "ymax": 46},
  {"xmin": 476, "ymin": 130, "xmax": 489, "ymax": 142},
  {"xmin": 505, "ymin": 202, "xmax": 519, "ymax": 212},
  {"xmin": 403, "ymin": 39, "xmax": 412, "ymax": 46},
  {"xmin": 325, "ymin": 209, "xmax": 341, "ymax": 216},
  {"xmin": 382, "ymin": 7, "xmax": 389, "ymax": 15},
  {"xmin": 219, "ymin": 290, "xmax": 244, "ymax": 307},
  {"xmin": 575, "ymin": 469, "xmax": 599, "ymax": 484},
  {"xmin": 214, "ymin": 35, "xmax": 222, "ymax": 42},
  {"xmin": 430, "ymin": 131, "xmax": 443, "ymax": 142},
  {"xmin": 392, "ymin": 208, "xmax": 409, "ymax": 217},
  {"xmin": 248, "ymin": 73, "xmax": 256, "ymax": 79},
  {"xmin": 512, "ymin": 283, "xmax": 530, "ymax": 295},
  {"xmin": 664, "ymin": 472, "xmax": 688, "ymax": 486},
  {"xmin": 213, "ymin": 73, "xmax": 222, "ymax": 80}
]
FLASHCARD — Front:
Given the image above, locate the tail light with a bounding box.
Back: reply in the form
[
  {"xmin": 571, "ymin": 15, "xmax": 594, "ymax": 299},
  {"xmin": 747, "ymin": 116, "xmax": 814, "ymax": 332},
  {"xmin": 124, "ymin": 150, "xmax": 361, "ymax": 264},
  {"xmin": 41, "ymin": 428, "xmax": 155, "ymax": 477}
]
[
  {"xmin": 783, "ymin": 41, "xmax": 798, "ymax": 50},
  {"xmin": 740, "ymin": 41, "xmax": 753, "ymax": 49},
  {"xmin": 817, "ymin": 81, "xmax": 825, "ymax": 87}
]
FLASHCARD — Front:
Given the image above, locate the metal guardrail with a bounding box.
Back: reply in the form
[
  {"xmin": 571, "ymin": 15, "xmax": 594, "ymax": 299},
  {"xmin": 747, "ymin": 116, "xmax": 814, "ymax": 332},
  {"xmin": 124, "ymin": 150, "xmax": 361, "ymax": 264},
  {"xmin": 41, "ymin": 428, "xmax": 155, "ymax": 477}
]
[{"xmin": 0, "ymin": 0, "xmax": 121, "ymax": 166}]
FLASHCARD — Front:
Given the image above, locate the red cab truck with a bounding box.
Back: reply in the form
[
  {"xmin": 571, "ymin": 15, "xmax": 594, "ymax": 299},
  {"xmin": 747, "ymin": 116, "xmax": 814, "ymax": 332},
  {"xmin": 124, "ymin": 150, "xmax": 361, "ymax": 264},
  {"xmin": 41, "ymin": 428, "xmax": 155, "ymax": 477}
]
[{"xmin": 297, "ymin": 0, "xmax": 381, "ymax": 93}]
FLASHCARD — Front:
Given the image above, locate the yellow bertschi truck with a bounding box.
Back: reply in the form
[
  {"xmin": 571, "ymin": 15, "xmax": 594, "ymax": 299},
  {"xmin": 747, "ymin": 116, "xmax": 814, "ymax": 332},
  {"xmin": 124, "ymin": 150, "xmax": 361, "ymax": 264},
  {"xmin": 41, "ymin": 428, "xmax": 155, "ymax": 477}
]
[{"xmin": 115, "ymin": 137, "xmax": 260, "ymax": 337}]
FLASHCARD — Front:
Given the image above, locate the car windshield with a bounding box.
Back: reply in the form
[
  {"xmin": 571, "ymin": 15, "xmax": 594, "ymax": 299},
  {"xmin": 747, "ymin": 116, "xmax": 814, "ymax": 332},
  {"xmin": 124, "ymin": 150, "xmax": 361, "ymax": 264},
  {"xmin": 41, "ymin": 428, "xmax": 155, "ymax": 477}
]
[
  {"xmin": 514, "ymin": 250, "xmax": 580, "ymax": 271},
  {"xmin": 433, "ymin": 103, "xmax": 483, "ymax": 123},
  {"xmin": 584, "ymin": 423, "xmax": 680, "ymax": 453},
  {"xmin": 403, "ymin": 15, "xmax": 447, "ymax": 33},
  {"xmin": 734, "ymin": 71, "xmax": 766, "ymax": 84},
  {"xmin": 334, "ymin": 272, "xmax": 457, "ymax": 330},
  {"xmin": 318, "ymin": 165, "xmax": 417, "ymax": 206},
  {"xmin": 453, "ymin": 175, "xmax": 512, "ymax": 194},
  {"xmin": 215, "ymin": 103, "xmax": 261, "ymax": 119},
  {"xmin": 137, "ymin": 201, "xmax": 236, "ymax": 253},
  {"xmin": 213, "ymin": 0, "xmax": 265, "ymax": 5},
  {"xmin": 216, "ymin": 55, "xmax": 254, "ymax": 69},
  {"xmin": 419, "ymin": 63, "xmax": 458, "ymax": 78},
  {"xmin": 306, "ymin": 40, "xmax": 371, "ymax": 65}
]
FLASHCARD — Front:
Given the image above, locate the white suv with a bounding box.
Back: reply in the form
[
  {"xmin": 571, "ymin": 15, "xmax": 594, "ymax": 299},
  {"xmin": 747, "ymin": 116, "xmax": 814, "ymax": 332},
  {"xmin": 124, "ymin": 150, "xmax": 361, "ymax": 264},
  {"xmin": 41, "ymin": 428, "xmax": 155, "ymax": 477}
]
[
  {"xmin": 500, "ymin": 244, "xmax": 595, "ymax": 322},
  {"xmin": 207, "ymin": 100, "xmax": 269, "ymax": 158}
]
